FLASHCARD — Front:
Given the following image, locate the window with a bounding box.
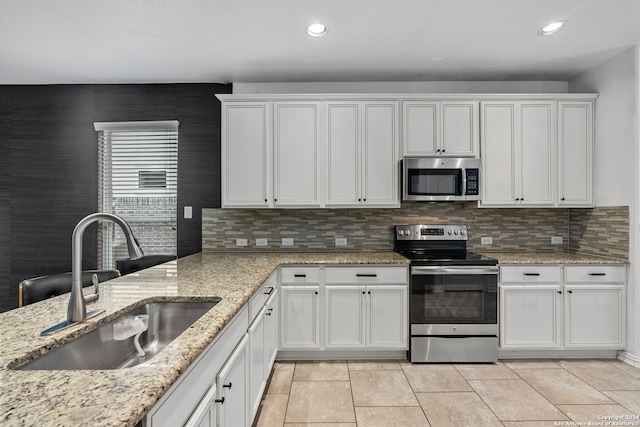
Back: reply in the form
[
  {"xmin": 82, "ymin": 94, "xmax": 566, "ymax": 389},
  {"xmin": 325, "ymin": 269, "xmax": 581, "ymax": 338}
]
[{"xmin": 94, "ymin": 121, "xmax": 179, "ymax": 270}]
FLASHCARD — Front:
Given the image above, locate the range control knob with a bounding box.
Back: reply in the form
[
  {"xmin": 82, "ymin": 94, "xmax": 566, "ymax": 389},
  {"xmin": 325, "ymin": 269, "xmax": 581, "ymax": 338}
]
[
  {"xmin": 454, "ymin": 230, "xmax": 459, "ymax": 235},
  {"xmin": 460, "ymin": 229, "xmax": 466, "ymax": 235},
  {"xmin": 448, "ymin": 230, "xmax": 453, "ymax": 235}
]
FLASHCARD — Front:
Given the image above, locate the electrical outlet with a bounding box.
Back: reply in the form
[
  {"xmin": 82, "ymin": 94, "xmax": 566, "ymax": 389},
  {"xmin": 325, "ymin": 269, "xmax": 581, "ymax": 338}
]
[
  {"xmin": 184, "ymin": 206, "xmax": 192, "ymax": 219},
  {"xmin": 335, "ymin": 238, "xmax": 348, "ymax": 246},
  {"xmin": 235, "ymin": 238, "xmax": 248, "ymax": 247},
  {"xmin": 256, "ymin": 238, "xmax": 268, "ymax": 247},
  {"xmin": 481, "ymin": 237, "xmax": 493, "ymax": 245},
  {"xmin": 551, "ymin": 236, "xmax": 563, "ymax": 244},
  {"xmin": 281, "ymin": 238, "xmax": 294, "ymax": 246}
]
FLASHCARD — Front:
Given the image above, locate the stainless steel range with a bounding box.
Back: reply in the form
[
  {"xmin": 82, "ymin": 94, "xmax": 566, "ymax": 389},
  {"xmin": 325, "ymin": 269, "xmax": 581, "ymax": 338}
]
[{"xmin": 394, "ymin": 224, "xmax": 499, "ymax": 363}]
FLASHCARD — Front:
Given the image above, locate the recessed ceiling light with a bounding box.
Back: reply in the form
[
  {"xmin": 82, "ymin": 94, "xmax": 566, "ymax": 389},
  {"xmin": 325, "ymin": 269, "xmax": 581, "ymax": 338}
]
[
  {"xmin": 307, "ymin": 23, "xmax": 328, "ymax": 37},
  {"xmin": 538, "ymin": 20, "xmax": 567, "ymax": 36}
]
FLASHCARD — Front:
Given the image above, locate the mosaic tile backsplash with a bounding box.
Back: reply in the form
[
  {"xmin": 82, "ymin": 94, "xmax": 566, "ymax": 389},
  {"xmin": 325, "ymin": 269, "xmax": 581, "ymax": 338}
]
[{"xmin": 202, "ymin": 204, "xmax": 628, "ymax": 259}]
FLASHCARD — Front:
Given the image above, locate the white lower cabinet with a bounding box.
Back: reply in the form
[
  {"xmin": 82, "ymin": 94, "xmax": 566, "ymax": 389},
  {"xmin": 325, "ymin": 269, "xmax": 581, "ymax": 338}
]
[
  {"xmin": 499, "ymin": 264, "xmax": 626, "ymax": 352},
  {"xmin": 184, "ymin": 384, "xmax": 217, "ymax": 427},
  {"xmin": 248, "ymin": 287, "xmax": 279, "ymax": 424},
  {"xmin": 280, "ymin": 266, "xmax": 408, "ymax": 352},
  {"xmin": 500, "ymin": 284, "xmax": 562, "ymax": 349},
  {"xmin": 280, "ymin": 285, "xmax": 320, "ymax": 349},
  {"xmin": 217, "ymin": 334, "xmax": 249, "ymax": 427},
  {"xmin": 325, "ymin": 285, "xmax": 408, "ymax": 349}
]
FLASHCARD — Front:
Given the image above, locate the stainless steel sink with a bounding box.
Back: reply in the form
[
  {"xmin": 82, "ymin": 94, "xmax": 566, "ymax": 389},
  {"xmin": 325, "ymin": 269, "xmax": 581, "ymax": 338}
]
[{"xmin": 15, "ymin": 300, "xmax": 220, "ymax": 370}]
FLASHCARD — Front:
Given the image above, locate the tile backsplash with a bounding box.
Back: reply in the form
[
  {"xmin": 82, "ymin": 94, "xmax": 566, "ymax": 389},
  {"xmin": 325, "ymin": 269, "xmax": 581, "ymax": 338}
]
[{"xmin": 202, "ymin": 203, "xmax": 629, "ymax": 259}]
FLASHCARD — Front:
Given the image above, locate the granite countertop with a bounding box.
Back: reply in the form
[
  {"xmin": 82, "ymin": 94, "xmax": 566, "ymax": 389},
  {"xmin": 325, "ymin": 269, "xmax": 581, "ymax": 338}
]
[
  {"xmin": 478, "ymin": 251, "xmax": 628, "ymax": 265},
  {"xmin": 0, "ymin": 251, "xmax": 408, "ymax": 427}
]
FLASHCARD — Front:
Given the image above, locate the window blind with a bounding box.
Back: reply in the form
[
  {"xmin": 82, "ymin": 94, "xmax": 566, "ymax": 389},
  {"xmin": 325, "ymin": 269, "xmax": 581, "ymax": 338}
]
[{"xmin": 95, "ymin": 121, "xmax": 179, "ymax": 270}]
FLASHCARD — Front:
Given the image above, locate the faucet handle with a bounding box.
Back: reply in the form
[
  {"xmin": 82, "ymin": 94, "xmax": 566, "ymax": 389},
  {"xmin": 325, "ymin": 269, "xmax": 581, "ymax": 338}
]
[{"xmin": 84, "ymin": 274, "xmax": 100, "ymax": 303}]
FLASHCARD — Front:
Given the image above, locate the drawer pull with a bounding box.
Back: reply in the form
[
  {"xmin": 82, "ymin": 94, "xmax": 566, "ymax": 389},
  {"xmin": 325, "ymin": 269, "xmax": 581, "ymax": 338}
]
[
  {"xmin": 215, "ymin": 397, "xmax": 225, "ymax": 404},
  {"xmin": 294, "ymin": 274, "xmax": 307, "ymax": 278},
  {"xmin": 588, "ymin": 273, "xmax": 606, "ymax": 276},
  {"xmin": 223, "ymin": 382, "xmax": 232, "ymax": 389},
  {"xmin": 557, "ymin": 291, "xmax": 562, "ymax": 294},
  {"xmin": 356, "ymin": 274, "xmax": 377, "ymax": 278},
  {"xmin": 264, "ymin": 287, "xmax": 274, "ymax": 295},
  {"xmin": 568, "ymin": 290, "xmax": 573, "ymax": 294},
  {"xmin": 523, "ymin": 273, "xmax": 540, "ymax": 276}
]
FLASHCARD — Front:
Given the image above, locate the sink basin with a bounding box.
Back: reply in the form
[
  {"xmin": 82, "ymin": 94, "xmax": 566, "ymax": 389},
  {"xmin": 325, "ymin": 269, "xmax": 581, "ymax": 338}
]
[{"xmin": 15, "ymin": 300, "xmax": 220, "ymax": 370}]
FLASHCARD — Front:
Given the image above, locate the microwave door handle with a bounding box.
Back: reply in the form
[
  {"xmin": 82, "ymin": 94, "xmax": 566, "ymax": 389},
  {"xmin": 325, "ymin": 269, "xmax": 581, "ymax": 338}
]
[{"xmin": 461, "ymin": 168, "xmax": 467, "ymax": 196}]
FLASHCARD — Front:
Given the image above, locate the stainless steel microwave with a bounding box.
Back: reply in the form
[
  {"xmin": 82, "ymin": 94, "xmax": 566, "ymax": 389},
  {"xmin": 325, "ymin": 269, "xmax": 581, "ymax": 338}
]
[{"xmin": 402, "ymin": 157, "xmax": 481, "ymax": 201}]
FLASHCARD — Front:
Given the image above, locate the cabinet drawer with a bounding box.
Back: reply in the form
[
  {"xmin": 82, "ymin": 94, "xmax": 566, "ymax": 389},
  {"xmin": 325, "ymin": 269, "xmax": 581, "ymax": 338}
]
[
  {"xmin": 249, "ymin": 273, "xmax": 277, "ymax": 321},
  {"xmin": 325, "ymin": 266, "xmax": 408, "ymax": 284},
  {"xmin": 500, "ymin": 265, "xmax": 561, "ymax": 283},
  {"xmin": 564, "ymin": 265, "xmax": 626, "ymax": 283},
  {"xmin": 280, "ymin": 267, "xmax": 320, "ymax": 284}
]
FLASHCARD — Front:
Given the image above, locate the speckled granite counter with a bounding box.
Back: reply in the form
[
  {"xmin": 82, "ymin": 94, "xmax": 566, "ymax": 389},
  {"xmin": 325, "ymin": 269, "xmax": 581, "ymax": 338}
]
[
  {"xmin": 478, "ymin": 251, "xmax": 628, "ymax": 265},
  {"xmin": 0, "ymin": 251, "xmax": 408, "ymax": 427}
]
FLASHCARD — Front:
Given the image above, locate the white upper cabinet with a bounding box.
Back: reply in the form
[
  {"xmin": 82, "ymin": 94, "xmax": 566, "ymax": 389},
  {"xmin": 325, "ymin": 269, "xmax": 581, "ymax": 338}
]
[
  {"xmin": 403, "ymin": 101, "xmax": 479, "ymax": 157},
  {"xmin": 558, "ymin": 101, "xmax": 593, "ymax": 207},
  {"xmin": 273, "ymin": 102, "xmax": 322, "ymax": 207},
  {"xmin": 221, "ymin": 103, "xmax": 271, "ymax": 207},
  {"xmin": 326, "ymin": 101, "xmax": 399, "ymax": 207},
  {"xmin": 218, "ymin": 93, "xmax": 595, "ymax": 209},
  {"xmin": 481, "ymin": 101, "xmax": 555, "ymax": 207}
]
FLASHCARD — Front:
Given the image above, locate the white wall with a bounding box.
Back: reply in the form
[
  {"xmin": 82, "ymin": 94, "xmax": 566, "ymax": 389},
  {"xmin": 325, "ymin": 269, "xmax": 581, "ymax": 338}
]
[
  {"xmin": 233, "ymin": 81, "xmax": 569, "ymax": 94},
  {"xmin": 570, "ymin": 46, "xmax": 640, "ymax": 365}
]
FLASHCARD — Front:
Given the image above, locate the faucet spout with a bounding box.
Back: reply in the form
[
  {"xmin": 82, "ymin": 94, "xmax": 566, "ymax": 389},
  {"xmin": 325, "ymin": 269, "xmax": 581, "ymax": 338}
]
[{"xmin": 68, "ymin": 213, "xmax": 144, "ymax": 323}]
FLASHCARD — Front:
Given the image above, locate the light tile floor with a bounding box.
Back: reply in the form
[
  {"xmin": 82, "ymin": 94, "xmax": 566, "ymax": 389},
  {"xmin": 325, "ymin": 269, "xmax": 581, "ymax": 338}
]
[{"xmin": 254, "ymin": 359, "xmax": 640, "ymax": 427}]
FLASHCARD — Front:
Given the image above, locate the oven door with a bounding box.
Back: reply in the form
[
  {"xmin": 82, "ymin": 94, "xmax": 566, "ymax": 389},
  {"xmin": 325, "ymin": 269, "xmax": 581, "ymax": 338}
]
[{"xmin": 410, "ymin": 266, "xmax": 498, "ymax": 335}]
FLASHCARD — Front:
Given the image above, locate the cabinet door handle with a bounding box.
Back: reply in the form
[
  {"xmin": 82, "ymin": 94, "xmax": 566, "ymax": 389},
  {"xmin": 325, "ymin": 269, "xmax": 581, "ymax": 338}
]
[
  {"xmin": 356, "ymin": 274, "xmax": 377, "ymax": 278},
  {"xmin": 588, "ymin": 273, "xmax": 606, "ymax": 276},
  {"xmin": 223, "ymin": 382, "xmax": 232, "ymax": 389},
  {"xmin": 314, "ymin": 291, "xmax": 318, "ymax": 294},
  {"xmin": 215, "ymin": 397, "xmax": 225, "ymax": 404},
  {"xmin": 264, "ymin": 287, "xmax": 274, "ymax": 295},
  {"xmin": 561, "ymin": 197, "xmax": 565, "ymax": 201},
  {"xmin": 362, "ymin": 291, "xmax": 365, "ymax": 295},
  {"xmin": 523, "ymin": 273, "xmax": 540, "ymax": 276},
  {"xmin": 568, "ymin": 290, "xmax": 573, "ymax": 293},
  {"xmin": 557, "ymin": 290, "xmax": 562, "ymax": 294}
]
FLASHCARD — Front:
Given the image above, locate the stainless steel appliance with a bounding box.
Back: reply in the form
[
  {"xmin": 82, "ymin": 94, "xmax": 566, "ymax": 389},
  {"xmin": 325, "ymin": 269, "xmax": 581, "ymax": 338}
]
[
  {"xmin": 394, "ymin": 224, "xmax": 499, "ymax": 363},
  {"xmin": 402, "ymin": 157, "xmax": 481, "ymax": 202}
]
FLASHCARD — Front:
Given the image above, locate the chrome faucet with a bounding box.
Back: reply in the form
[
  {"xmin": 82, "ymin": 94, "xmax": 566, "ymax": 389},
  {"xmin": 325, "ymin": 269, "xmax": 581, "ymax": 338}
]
[{"xmin": 42, "ymin": 213, "xmax": 144, "ymax": 335}]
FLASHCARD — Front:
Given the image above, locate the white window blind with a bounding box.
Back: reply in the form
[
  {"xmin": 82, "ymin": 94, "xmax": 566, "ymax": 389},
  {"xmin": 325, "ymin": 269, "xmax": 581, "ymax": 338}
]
[{"xmin": 95, "ymin": 121, "xmax": 179, "ymax": 270}]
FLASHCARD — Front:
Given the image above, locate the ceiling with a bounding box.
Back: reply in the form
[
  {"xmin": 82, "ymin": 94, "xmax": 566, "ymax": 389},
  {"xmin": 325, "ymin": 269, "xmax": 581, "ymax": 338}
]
[{"xmin": 1, "ymin": 0, "xmax": 640, "ymax": 85}]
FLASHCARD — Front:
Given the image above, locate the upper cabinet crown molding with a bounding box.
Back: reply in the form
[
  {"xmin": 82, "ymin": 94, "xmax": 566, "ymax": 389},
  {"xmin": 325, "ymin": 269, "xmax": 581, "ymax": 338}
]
[{"xmin": 216, "ymin": 93, "xmax": 598, "ymax": 102}]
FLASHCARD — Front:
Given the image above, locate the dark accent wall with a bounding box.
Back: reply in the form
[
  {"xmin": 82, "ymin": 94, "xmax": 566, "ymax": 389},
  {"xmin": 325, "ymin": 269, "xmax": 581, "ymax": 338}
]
[{"xmin": 0, "ymin": 83, "xmax": 231, "ymax": 312}]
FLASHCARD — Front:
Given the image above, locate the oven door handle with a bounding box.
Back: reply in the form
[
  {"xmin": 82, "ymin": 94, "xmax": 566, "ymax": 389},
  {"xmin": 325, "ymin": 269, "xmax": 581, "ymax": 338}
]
[{"xmin": 411, "ymin": 266, "xmax": 499, "ymax": 275}]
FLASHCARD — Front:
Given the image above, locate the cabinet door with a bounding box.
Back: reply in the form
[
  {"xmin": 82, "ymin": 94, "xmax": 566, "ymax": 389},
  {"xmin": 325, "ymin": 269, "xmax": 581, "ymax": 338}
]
[
  {"xmin": 222, "ymin": 103, "xmax": 270, "ymax": 207},
  {"xmin": 326, "ymin": 102, "xmax": 360, "ymax": 205},
  {"xmin": 273, "ymin": 102, "xmax": 321, "ymax": 207},
  {"xmin": 264, "ymin": 288, "xmax": 279, "ymax": 372},
  {"xmin": 558, "ymin": 101, "xmax": 593, "ymax": 207},
  {"xmin": 217, "ymin": 334, "xmax": 249, "ymax": 427},
  {"xmin": 325, "ymin": 285, "xmax": 365, "ymax": 348},
  {"xmin": 403, "ymin": 101, "xmax": 438, "ymax": 156},
  {"xmin": 184, "ymin": 384, "xmax": 217, "ymax": 427},
  {"xmin": 564, "ymin": 285, "xmax": 625, "ymax": 349},
  {"xmin": 519, "ymin": 102, "xmax": 555, "ymax": 206},
  {"xmin": 441, "ymin": 101, "xmax": 479, "ymax": 156},
  {"xmin": 248, "ymin": 308, "xmax": 266, "ymax": 422},
  {"xmin": 280, "ymin": 286, "xmax": 320, "ymax": 349},
  {"xmin": 362, "ymin": 102, "xmax": 399, "ymax": 206},
  {"xmin": 481, "ymin": 102, "xmax": 516, "ymax": 206},
  {"xmin": 367, "ymin": 285, "xmax": 408, "ymax": 349},
  {"xmin": 499, "ymin": 285, "xmax": 562, "ymax": 349}
]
